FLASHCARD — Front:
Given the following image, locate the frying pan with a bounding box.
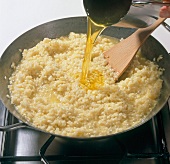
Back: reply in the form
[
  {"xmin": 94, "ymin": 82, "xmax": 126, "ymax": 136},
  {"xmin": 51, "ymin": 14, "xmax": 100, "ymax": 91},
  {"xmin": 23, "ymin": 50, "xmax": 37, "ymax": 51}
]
[{"xmin": 0, "ymin": 17, "xmax": 170, "ymax": 140}]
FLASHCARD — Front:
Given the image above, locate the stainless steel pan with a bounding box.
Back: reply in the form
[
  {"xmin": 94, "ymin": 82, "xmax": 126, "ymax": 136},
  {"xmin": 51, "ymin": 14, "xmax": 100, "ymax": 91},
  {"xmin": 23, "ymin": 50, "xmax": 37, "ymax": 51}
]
[{"xmin": 0, "ymin": 17, "xmax": 170, "ymax": 140}]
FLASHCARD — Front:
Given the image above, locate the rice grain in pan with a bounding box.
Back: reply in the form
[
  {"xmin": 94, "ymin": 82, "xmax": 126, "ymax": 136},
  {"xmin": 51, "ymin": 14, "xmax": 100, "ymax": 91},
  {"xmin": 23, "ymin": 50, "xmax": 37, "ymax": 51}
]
[{"xmin": 8, "ymin": 32, "xmax": 163, "ymax": 137}]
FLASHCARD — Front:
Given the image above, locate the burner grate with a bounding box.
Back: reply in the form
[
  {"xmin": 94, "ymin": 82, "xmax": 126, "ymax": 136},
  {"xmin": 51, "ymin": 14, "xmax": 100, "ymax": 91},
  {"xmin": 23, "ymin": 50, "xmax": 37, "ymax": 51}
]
[{"xmin": 0, "ymin": 101, "xmax": 170, "ymax": 164}]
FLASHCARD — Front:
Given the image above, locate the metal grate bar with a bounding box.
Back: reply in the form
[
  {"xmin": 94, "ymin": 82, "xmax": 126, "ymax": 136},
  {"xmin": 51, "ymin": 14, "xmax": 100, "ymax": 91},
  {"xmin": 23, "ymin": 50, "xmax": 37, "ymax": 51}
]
[
  {"xmin": 0, "ymin": 153, "xmax": 170, "ymax": 162},
  {"xmin": 127, "ymin": 152, "xmax": 170, "ymax": 158}
]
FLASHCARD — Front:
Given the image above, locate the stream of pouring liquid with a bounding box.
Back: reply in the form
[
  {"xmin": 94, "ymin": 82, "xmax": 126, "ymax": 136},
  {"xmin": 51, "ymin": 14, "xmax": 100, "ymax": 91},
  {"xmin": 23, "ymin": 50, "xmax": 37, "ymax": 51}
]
[{"xmin": 80, "ymin": 17, "xmax": 106, "ymax": 89}]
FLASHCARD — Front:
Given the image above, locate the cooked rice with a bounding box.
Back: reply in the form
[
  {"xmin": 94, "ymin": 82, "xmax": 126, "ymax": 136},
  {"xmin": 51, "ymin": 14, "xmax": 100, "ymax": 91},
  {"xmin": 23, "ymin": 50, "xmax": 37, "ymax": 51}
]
[{"xmin": 8, "ymin": 32, "xmax": 163, "ymax": 137}]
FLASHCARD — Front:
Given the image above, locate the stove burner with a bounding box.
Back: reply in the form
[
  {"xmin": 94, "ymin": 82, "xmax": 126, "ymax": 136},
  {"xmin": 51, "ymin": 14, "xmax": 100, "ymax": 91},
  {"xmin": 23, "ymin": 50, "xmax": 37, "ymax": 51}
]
[
  {"xmin": 0, "ymin": 100, "xmax": 170, "ymax": 163},
  {"xmin": 39, "ymin": 135, "xmax": 127, "ymax": 164}
]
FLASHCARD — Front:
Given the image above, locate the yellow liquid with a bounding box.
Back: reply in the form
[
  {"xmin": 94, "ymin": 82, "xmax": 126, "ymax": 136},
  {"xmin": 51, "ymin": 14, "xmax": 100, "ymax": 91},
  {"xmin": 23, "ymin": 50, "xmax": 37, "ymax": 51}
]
[
  {"xmin": 81, "ymin": 0, "xmax": 131, "ymax": 90},
  {"xmin": 81, "ymin": 70, "xmax": 104, "ymax": 90},
  {"xmin": 80, "ymin": 17, "xmax": 105, "ymax": 89}
]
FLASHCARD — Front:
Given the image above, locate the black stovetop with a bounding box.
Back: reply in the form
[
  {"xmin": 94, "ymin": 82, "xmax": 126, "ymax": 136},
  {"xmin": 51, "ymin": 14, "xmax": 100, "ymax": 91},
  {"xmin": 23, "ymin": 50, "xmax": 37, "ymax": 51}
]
[{"xmin": 0, "ymin": 100, "xmax": 170, "ymax": 164}]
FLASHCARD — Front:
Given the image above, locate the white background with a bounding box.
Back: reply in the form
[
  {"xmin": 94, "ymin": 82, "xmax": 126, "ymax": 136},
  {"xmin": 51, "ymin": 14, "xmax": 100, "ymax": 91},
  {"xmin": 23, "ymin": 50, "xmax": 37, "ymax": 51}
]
[{"xmin": 0, "ymin": 0, "xmax": 170, "ymax": 57}]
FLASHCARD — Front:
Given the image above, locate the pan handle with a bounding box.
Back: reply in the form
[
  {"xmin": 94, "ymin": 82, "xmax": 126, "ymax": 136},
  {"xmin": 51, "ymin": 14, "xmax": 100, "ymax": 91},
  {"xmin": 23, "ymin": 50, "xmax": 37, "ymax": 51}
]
[
  {"xmin": 150, "ymin": 16, "xmax": 170, "ymax": 32},
  {"xmin": 162, "ymin": 21, "xmax": 170, "ymax": 32},
  {"xmin": 0, "ymin": 122, "xmax": 28, "ymax": 132}
]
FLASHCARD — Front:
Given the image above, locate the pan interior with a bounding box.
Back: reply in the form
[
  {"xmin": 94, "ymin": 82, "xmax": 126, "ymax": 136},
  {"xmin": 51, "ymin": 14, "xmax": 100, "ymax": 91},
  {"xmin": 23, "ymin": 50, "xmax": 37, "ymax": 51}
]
[{"xmin": 0, "ymin": 17, "xmax": 170, "ymax": 139}]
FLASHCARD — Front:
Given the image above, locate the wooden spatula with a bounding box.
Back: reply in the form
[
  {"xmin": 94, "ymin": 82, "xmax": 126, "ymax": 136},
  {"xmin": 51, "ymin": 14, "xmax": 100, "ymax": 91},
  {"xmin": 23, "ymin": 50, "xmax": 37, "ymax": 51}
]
[{"xmin": 104, "ymin": 18, "xmax": 166, "ymax": 78}]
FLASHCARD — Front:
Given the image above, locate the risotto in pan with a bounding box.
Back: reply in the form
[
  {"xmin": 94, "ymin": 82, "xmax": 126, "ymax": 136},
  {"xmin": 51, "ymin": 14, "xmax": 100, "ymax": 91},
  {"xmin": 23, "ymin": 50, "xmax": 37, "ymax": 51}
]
[{"xmin": 8, "ymin": 32, "xmax": 163, "ymax": 137}]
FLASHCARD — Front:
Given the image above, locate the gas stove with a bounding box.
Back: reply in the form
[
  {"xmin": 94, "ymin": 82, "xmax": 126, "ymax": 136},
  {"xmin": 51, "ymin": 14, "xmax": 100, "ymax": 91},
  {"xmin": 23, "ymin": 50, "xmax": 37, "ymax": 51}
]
[{"xmin": 0, "ymin": 99, "xmax": 170, "ymax": 164}]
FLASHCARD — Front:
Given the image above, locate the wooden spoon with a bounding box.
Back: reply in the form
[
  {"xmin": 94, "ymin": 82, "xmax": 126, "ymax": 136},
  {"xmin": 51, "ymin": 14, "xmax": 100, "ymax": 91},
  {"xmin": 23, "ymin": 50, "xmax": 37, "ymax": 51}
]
[{"xmin": 104, "ymin": 17, "xmax": 166, "ymax": 78}]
